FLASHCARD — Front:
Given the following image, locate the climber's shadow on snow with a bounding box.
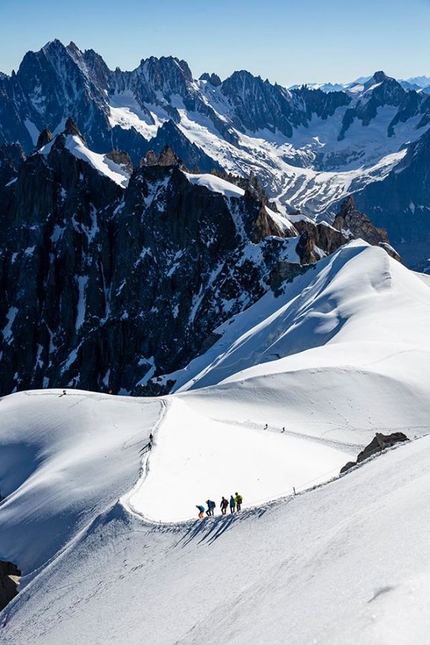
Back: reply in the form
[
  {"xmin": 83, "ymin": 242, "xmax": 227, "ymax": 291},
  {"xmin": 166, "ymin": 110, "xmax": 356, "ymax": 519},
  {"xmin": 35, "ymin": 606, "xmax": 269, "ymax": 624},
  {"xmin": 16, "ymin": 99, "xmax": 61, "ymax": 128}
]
[
  {"xmin": 177, "ymin": 514, "xmax": 236, "ymax": 548},
  {"xmin": 177, "ymin": 507, "xmax": 267, "ymax": 548}
]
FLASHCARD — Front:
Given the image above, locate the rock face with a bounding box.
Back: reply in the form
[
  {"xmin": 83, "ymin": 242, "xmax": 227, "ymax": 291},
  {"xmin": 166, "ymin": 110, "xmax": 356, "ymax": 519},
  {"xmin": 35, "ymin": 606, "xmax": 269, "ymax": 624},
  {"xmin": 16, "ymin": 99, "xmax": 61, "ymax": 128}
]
[
  {"xmin": 332, "ymin": 195, "xmax": 401, "ymax": 261},
  {"xmin": 0, "ymin": 561, "xmax": 21, "ymax": 611},
  {"xmin": 294, "ymin": 195, "xmax": 399, "ymax": 265},
  {"xmin": 333, "ymin": 195, "xmax": 389, "ymax": 246},
  {"xmin": 0, "ymin": 127, "xmax": 302, "ymax": 396},
  {"xmin": 0, "ymin": 121, "xmax": 400, "ymax": 397},
  {"xmin": 295, "ymin": 221, "xmax": 348, "ymax": 265},
  {"xmin": 340, "ymin": 432, "xmax": 409, "ymax": 474}
]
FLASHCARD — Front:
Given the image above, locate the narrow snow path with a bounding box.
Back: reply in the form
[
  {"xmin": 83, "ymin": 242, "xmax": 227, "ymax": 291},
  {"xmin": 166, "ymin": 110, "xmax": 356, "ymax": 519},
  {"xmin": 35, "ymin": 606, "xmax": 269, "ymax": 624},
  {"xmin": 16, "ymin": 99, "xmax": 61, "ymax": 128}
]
[{"xmin": 120, "ymin": 398, "xmax": 168, "ymax": 518}]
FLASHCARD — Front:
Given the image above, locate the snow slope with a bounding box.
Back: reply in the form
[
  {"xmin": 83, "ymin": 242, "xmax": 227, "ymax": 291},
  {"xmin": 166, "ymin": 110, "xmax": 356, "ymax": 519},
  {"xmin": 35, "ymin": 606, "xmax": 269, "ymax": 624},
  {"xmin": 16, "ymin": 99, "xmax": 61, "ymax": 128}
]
[
  {"xmin": 2, "ymin": 429, "xmax": 430, "ymax": 644},
  {"xmin": 1, "ymin": 241, "xmax": 430, "ymax": 642},
  {"xmin": 184, "ymin": 171, "xmax": 245, "ymax": 198},
  {"xmin": 172, "ymin": 241, "xmax": 430, "ymax": 395}
]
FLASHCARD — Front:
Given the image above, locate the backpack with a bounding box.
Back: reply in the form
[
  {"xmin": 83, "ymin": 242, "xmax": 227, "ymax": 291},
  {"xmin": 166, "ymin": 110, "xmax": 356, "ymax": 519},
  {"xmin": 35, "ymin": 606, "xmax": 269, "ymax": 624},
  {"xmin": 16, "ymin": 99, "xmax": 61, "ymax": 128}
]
[{"xmin": 236, "ymin": 495, "xmax": 243, "ymax": 504}]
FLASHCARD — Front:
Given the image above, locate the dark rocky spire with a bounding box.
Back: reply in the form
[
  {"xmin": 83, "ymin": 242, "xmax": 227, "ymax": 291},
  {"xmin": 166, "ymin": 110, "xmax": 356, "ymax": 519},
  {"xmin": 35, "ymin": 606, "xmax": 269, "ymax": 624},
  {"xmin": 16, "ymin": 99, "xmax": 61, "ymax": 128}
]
[{"xmin": 36, "ymin": 127, "xmax": 53, "ymax": 150}]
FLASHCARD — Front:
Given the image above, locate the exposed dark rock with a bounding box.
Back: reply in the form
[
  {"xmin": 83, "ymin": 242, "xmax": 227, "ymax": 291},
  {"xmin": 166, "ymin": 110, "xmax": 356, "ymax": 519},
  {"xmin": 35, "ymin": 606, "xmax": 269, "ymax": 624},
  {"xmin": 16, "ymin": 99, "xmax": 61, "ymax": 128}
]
[
  {"xmin": 0, "ymin": 561, "xmax": 21, "ymax": 611},
  {"xmin": 296, "ymin": 195, "xmax": 403, "ymax": 263},
  {"xmin": 339, "ymin": 461, "xmax": 357, "ymax": 474},
  {"xmin": 200, "ymin": 72, "xmax": 222, "ymax": 87},
  {"xmin": 143, "ymin": 150, "xmax": 158, "ymax": 166},
  {"xmin": 269, "ymin": 261, "xmax": 310, "ymax": 293},
  {"xmin": 142, "ymin": 144, "xmax": 179, "ymax": 167},
  {"xmin": 333, "ymin": 195, "xmax": 391, "ymax": 247},
  {"xmin": 295, "ymin": 221, "xmax": 348, "ymax": 264},
  {"xmin": 105, "ymin": 148, "xmax": 133, "ymax": 173},
  {"xmin": 36, "ymin": 127, "xmax": 53, "ymax": 150},
  {"xmin": 158, "ymin": 145, "xmax": 179, "ymax": 167},
  {"xmin": 64, "ymin": 116, "xmax": 85, "ymax": 142},
  {"xmin": 140, "ymin": 120, "xmax": 222, "ymax": 173},
  {"xmin": 0, "ymin": 133, "xmax": 302, "ymax": 396},
  {"xmin": 340, "ymin": 432, "xmax": 409, "ymax": 473}
]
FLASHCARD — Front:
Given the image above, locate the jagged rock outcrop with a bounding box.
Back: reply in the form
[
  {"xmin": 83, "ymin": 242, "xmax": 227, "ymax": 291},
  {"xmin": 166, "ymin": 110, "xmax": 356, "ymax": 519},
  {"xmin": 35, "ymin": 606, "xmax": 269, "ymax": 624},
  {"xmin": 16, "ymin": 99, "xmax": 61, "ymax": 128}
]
[
  {"xmin": 295, "ymin": 221, "xmax": 348, "ymax": 264},
  {"xmin": 294, "ymin": 196, "xmax": 401, "ymax": 265},
  {"xmin": 140, "ymin": 121, "xmax": 222, "ymax": 173},
  {"xmin": 36, "ymin": 128, "xmax": 53, "ymax": 150},
  {"xmin": 143, "ymin": 144, "xmax": 180, "ymax": 167},
  {"xmin": 340, "ymin": 432, "xmax": 409, "ymax": 474},
  {"xmin": 105, "ymin": 148, "xmax": 133, "ymax": 173},
  {"xmin": 64, "ymin": 116, "xmax": 84, "ymax": 139},
  {"xmin": 157, "ymin": 144, "xmax": 179, "ymax": 167},
  {"xmin": 0, "ymin": 561, "xmax": 21, "ymax": 611},
  {"xmin": 200, "ymin": 72, "xmax": 222, "ymax": 87},
  {"xmin": 333, "ymin": 195, "xmax": 389, "ymax": 246},
  {"xmin": 0, "ymin": 129, "xmax": 302, "ymax": 396}
]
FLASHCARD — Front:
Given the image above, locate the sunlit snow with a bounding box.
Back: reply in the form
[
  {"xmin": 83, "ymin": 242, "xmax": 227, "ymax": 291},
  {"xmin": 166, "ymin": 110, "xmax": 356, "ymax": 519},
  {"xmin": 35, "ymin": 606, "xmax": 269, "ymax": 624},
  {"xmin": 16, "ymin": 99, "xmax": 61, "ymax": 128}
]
[{"xmin": 2, "ymin": 242, "xmax": 430, "ymax": 643}]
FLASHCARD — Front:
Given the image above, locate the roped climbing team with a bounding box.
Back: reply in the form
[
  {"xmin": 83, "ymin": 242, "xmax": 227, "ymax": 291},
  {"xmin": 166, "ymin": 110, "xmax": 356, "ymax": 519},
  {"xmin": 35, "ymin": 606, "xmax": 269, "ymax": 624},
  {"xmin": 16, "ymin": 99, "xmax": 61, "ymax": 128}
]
[{"xmin": 196, "ymin": 492, "xmax": 243, "ymax": 519}]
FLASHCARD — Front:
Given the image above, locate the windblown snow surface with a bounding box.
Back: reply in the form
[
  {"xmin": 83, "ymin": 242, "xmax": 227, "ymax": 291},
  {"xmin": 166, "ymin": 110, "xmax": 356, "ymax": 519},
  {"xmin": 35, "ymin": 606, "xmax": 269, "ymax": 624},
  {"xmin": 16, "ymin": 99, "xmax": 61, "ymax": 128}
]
[{"xmin": 2, "ymin": 242, "xmax": 430, "ymax": 644}]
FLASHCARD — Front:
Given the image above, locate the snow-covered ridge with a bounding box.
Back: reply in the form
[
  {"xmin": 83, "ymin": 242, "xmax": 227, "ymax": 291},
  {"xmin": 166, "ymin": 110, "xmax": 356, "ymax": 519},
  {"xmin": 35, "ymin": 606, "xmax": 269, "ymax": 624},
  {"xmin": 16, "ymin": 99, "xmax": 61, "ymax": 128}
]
[
  {"xmin": 40, "ymin": 134, "xmax": 131, "ymax": 188},
  {"xmin": 183, "ymin": 171, "xmax": 245, "ymax": 198}
]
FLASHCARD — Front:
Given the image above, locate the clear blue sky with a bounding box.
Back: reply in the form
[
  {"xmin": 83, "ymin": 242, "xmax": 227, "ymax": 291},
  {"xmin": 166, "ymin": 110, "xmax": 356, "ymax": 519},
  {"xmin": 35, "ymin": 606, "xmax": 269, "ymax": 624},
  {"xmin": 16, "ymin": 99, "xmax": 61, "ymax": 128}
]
[{"xmin": 1, "ymin": 0, "xmax": 430, "ymax": 85}]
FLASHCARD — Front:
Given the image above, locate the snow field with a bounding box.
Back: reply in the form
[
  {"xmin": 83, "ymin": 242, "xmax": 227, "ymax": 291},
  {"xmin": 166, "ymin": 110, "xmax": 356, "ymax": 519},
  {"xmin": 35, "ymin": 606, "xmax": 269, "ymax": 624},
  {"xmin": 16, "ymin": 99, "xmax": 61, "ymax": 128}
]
[
  {"xmin": 0, "ymin": 390, "xmax": 161, "ymax": 571},
  {"xmin": 2, "ymin": 240, "xmax": 430, "ymax": 642},
  {"xmin": 125, "ymin": 396, "xmax": 351, "ymax": 522},
  {"xmin": 3, "ymin": 434, "xmax": 430, "ymax": 644}
]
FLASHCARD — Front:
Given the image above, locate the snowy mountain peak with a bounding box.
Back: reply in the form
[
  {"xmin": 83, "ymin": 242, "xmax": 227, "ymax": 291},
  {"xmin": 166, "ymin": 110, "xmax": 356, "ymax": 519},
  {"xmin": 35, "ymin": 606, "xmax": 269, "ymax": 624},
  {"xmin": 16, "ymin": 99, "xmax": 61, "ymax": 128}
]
[{"xmin": 1, "ymin": 40, "xmax": 430, "ymax": 269}]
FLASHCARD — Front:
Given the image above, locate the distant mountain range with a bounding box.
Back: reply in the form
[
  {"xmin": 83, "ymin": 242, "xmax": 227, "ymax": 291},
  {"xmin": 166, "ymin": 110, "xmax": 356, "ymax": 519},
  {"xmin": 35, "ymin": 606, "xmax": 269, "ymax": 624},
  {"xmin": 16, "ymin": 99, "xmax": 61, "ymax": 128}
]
[
  {"xmin": 288, "ymin": 75, "xmax": 430, "ymax": 94},
  {"xmin": 1, "ymin": 40, "xmax": 430, "ymax": 264}
]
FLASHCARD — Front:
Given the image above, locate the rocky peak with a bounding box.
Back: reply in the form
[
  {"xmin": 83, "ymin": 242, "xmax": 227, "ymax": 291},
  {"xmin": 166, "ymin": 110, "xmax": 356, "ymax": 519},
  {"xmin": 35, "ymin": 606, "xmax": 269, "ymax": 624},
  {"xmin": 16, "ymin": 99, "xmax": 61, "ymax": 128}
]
[
  {"xmin": 200, "ymin": 72, "xmax": 222, "ymax": 87},
  {"xmin": 295, "ymin": 221, "xmax": 348, "ymax": 264},
  {"xmin": 143, "ymin": 145, "xmax": 179, "ymax": 167},
  {"xmin": 62, "ymin": 116, "xmax": 88, "ymax": 146},
  {"xmin": 333, "ymin": 195, "xmax": 391, "ymax": 247},
  {"xmin": 372, "ymin": 71, "xmax": 390, "ymax": 84},
  {"xmin": 158, "ymin": 145, "xmax": 180, "ymax": 167},
  {"xmin": 69, "ymin": 43, "xmax": 112, "ymax": 92},
  {"xmin": 141, "ymin": 120, "xmax": 221, "ymax": 174},
  {"xmin": 106, "ymin": 148, "xmax": 133, "ymax": 173},
  {"xmin": 41, "ymin": 38, "xmax": 68, "ymax": 59},
  {"xmin": 36, "ymin": 127, "xmax": 53, "ymax": 149},
  {"xmin": 368, "ymin": 71, "xmax": 404, "ymax": 102},
  {"xmin": 137, "ymin": 56, "xmax": 193, "ymax": 97}
]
